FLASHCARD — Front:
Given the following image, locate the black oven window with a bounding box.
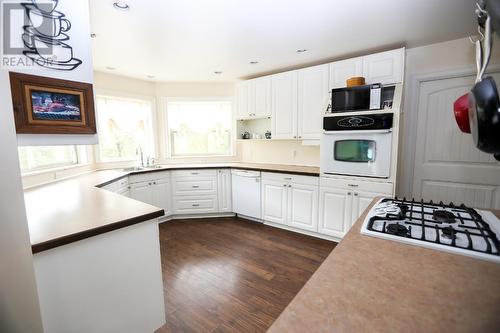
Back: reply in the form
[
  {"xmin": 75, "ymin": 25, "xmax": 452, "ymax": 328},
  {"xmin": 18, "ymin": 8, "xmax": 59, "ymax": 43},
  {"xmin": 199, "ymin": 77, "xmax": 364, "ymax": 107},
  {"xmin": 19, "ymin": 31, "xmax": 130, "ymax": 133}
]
[{"xmin": 334, "ymin": 140, "xmax": 376, "ymax": 162}]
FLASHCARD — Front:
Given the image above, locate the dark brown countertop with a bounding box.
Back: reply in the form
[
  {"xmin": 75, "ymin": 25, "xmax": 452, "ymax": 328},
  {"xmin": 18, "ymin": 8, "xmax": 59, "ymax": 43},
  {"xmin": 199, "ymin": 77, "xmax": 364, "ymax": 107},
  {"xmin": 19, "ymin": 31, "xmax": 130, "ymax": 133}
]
[
  {"xmin": 25, "ymin": 163, "xmax": 320, "ymax": 253},
  {"xmin": 268, "ymin": 200, "xmax": 500, "ymax": 333}
]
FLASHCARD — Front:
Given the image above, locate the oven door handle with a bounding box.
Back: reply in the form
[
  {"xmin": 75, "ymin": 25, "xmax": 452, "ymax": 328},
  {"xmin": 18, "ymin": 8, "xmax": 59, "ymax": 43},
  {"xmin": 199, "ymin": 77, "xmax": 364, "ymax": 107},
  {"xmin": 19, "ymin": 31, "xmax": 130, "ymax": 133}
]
[{"xmin": 323, "ymin": 129, "xmax": 392, "ymax": 135}]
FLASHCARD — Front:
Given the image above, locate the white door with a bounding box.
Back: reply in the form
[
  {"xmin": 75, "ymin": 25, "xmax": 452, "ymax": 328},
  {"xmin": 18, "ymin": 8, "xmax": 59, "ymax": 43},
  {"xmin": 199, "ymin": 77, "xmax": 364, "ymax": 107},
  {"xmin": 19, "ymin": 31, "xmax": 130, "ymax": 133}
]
[
  {"xmin": 262, "ymin": 179, "xmax": 288, "ymax": 225},
  {"xmin": 297, "ymin": 64, "xmax": 329, "ymax": 140},
  {"xmin": 412, "ymin": 71, "xmax": 500, "ymax": 209},
  {"xmin": 130, "ymin": 181, "xmax": 153, "ymax": 205},
  {"xmin": 272, "ymin": 71, "xmax": 298, "ymax": 139},
  {"xmin": 329, "ymin": 57, "xmax": 363, "ymax": 89},
  {"xmin": 318, "ymin": 187, "xmax": 351, "ymax": 238},
  {"xmin": 362, "ymin": 48, "xmax": 404, "ymax": 85},
  {"xmin": 253, "ymin": 77, "xmax": 272, "ymax": 118},
  {"xmin": 287, "ymin": 183, "xmax": 318, "ymax": 232},
  {"xmin": 236, "ymin": 82, "xmax": 250, "ymax": 120},
  {"xmin": 151, "ymin": 178, "xmax": 171, "ymax": 216},
  {"xmin": 217, "ymin": 169, "xmax": 232, "ymax": 213}
]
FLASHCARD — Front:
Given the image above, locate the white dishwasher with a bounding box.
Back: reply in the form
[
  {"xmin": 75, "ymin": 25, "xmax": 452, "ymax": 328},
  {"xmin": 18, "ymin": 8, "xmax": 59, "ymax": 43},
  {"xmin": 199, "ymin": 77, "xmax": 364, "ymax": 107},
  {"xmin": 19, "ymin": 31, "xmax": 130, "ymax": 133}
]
[{"xmin": 231, "ymin": 169, "xmax": 261, "ymax": 220}]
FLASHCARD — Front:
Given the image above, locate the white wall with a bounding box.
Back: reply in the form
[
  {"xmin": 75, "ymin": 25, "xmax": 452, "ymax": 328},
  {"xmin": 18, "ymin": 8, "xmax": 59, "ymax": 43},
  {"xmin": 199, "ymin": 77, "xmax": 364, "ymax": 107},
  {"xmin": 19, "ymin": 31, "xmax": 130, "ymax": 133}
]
[
  {"xmin": 398, "ymin": 37, "xmax": 500, "ymax": 197},
  {"xmin": 0, "ymin": 71, "xmax": 43, "ymax": 332}
]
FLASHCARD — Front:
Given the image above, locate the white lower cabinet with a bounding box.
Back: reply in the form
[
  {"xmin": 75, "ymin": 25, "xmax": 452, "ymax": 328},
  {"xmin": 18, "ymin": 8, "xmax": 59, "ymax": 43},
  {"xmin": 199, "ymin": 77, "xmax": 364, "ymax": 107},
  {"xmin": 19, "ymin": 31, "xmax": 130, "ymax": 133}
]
[
  {"xmin": 217, "ymin": 169, "xmax": 232, "ymax": 213},
  {"xmin": 129, "ymin": 172, "xmax": 171, "ymax": 216},
  {"xmin": 319, "ymin": 178, "xmax": 393, "ymax": 237},
  {"xmin": 172, "ymin": 195, "xmax": 218, "ymax": 214},
  {"xmin": 261, "ymin": 173, "xmax": 319, "ymax": 232}
]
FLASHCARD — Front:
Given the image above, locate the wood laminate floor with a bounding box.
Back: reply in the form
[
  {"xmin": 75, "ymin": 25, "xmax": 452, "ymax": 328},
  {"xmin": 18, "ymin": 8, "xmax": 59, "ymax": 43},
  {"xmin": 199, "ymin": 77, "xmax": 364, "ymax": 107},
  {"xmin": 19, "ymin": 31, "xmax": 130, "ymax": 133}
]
[{"xmin": 156, "ymin": 217, "xmax": 336, "ymax": 333}]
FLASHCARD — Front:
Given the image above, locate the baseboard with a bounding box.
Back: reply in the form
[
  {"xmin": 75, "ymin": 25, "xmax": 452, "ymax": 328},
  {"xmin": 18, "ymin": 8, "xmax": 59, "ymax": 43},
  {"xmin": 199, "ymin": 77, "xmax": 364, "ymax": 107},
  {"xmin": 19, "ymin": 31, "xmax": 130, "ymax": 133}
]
[
  {"xmin": 263, "ymin": 221, "xmax": 341, "ymax": 242},
  {"xmin": 234, "ymin": 214, "xmax": 263, "ymax": 223},
  {"xmin": 158, "ymin": 212, "xmax": 235, "ymax": 223}
]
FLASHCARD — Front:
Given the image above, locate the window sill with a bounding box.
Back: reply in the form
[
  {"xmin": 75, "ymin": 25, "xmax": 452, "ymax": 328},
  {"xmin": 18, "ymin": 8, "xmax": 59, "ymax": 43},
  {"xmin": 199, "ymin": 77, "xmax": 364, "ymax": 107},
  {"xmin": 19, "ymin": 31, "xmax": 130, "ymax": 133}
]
[{"xmin": 21, "ymin": 163, "xmax": 90, "ymax": 177}]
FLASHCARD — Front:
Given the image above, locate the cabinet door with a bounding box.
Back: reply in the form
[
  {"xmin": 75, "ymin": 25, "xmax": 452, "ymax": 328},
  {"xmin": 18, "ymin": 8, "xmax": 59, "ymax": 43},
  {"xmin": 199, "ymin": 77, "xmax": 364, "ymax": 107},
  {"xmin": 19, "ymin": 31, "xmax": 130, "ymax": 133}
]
[
  {"xmin": 297, "ymin": 64, "xmax": 329, "ymax": 140},
  {"xmin": 130, "ymin": 181, "xmax": 153, "ymax": 205},
  {"xmin": 350, "ymin": 191, "xmax": 378, "ymax": 228},
  {"xmin": 217, "ymin": 169, "xmax": 232, "ymax": 213},
  {"xmin": 271, "ymin": 71, "xmax": 298, "ymax": 139},
  {"xmin": 262, "ymin": 179, "xmax": 288, "ymax": 225},
  {"xmin": 329, "ymin": 58, "xmax": 363, "ymax": 89},
  {"xmin": 318, "ymin": 187, "xmax": 352, "ymax": 238},
  {"xmin": 362, "ymin": 48, "xmax": 404, "ymax": 84},
  {"xmin": 287, "ymin": 183, "xmax": 319, "ymax": 232},
  {"xmin": 151, "ymin": 178, "xmax": 171, "ymax": 216},
  {"xmin": 253, "ymin": 77, "xmax": 272, "ymax": 118},
  {"xmin": 236, "ymin": 82, "xmax": 250, "ymax": 120}
]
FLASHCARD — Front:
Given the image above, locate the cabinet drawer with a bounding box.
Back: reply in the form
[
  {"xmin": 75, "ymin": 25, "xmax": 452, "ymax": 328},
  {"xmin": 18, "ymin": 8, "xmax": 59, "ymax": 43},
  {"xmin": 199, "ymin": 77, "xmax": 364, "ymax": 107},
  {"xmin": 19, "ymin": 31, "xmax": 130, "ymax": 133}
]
[
  {"xmin": 171, "ymin": 169, "xmax": 217, "ymax": 178},
  {"xmin": 320, "ymin": 177, "xmax": 393, "ymax": 195},
  {"xmin": 262, "ymin": 172, "xmax": 319, "ymax": 186},
  {"xmin": 172, "ymin": 178, "xmax": 217, "ymax": 196},
  {"xmin": 173, "ymin": 195, "xmax": 218, "ymax": 215}
]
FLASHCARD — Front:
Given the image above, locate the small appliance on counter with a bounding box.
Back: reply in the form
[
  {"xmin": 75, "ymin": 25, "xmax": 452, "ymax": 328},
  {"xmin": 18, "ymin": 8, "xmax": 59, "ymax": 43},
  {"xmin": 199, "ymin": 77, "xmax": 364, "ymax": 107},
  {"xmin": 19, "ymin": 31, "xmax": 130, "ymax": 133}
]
[
  {"xmin": 242, "ymin": 131, "xmax": 250, "ymax": 139},
  {"xmin": 265, "ymin": 131, "xmax": 272, "ymax": 139},
  {"xmin": 361, "ymin": 198, "xmax": 500, "ymax": 263}
]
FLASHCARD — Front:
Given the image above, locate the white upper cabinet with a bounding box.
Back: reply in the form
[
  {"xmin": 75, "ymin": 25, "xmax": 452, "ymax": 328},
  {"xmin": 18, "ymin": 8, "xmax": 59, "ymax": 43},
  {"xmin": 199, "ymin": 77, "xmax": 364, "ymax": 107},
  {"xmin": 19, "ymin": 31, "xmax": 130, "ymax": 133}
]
[
  {"xmin": 271, "ymin": 71, "xmax": 298, "ymax": 139},
  {"xmin": 297, "ymin": 64, "xmax": 329, "ymax": 140},
  {"xmin": 236, "ymin": 77, "xmax": 271, "ymax": 120},
  {"xmin": 362, "ymin": 48, "xmax": 404, "ymax": 85},
  {"xmin": 252, "ymin": 76, "xmax": 272, "ymax": 118},
  {"xmin": 236, "ymin": 82, "xmax": 250, "ymax": 119},
  {"xmin": 329, "ymin": 57, "xmax": 363, "ymax": 89}
]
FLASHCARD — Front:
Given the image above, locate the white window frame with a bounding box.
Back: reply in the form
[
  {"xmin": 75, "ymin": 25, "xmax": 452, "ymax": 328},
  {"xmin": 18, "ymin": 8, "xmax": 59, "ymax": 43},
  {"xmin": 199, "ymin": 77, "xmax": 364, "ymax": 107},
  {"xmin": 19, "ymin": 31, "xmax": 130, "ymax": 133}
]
[
  {"xmin": 163, "ymin": 97, "xmax": 236, "ymax": 159},
  {"xmin": 19, "ymin": 145, "xmax": 90, "ymax": 176},
  {"xmin": 95, "ymin": 92, "xmax": 158, "ymax": 163}
]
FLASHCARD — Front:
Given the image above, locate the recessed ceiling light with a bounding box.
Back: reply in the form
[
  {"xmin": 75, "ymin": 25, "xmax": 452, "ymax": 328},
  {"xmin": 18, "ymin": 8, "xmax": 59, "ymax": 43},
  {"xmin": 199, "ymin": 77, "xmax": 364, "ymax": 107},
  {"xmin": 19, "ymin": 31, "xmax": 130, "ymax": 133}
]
[
  {"xmin": 214, "ymin": 71, "xmax": 223, "ymax": 75},
  {"xmin": 113, "ymin": 1, "xmax": 130, "ymax": 11},
  {"xmin": 105, "ymin": 66, "xmax": 116, "ymax": 70},
  {"xmin": 147, "ymin": 75, "xmax": 155, "ymax": 79},
  {"xmin": 249, "ymin": 61, "xmax": 259, "ymax": 64},
  {"xmin": 90, "ymin": 33, "xmax": 97, "ymax": 38},
  {"xmin": 296, "ymin": 49, "xmax": 308, "ymax": 53}
]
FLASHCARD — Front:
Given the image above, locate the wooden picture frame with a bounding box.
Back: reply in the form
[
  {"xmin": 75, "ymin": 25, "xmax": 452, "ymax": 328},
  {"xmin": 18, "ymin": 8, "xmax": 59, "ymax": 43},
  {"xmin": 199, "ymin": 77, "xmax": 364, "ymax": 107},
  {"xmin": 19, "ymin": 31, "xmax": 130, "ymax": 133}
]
[{"xmin": 9, "ymin": 72, "xmax": 96, "ymax": 134}]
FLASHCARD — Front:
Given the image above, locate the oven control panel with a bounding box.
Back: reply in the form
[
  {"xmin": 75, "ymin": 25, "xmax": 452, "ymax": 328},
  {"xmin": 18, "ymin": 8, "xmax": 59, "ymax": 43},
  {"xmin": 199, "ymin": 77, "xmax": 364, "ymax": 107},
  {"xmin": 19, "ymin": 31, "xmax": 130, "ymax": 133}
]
[{"xmin": 323, "ymin": 113, "xmax": 393, "ymax": 131}]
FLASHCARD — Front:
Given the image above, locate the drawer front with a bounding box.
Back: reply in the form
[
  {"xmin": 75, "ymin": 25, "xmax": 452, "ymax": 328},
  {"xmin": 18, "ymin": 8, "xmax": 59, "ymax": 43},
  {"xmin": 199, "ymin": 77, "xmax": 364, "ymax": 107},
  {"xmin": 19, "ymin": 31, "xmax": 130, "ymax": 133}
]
[
  {"xmin": 173, "ymin": 195, "xmax": 218, "ymax": 214},
  {"xmin": 171, "ymin": 169, "xmax": 217, "ymax": 178},
  {"xmin": 172, "ymin": 178, "xmax": 217, "ymax": 196},
  {"xmin": 262, "ymin": 172, "xmax": 319, "ymax": 186},
  {"xmin": 320, "ymin": 177, "xmax": 393, "ymax": 195}
]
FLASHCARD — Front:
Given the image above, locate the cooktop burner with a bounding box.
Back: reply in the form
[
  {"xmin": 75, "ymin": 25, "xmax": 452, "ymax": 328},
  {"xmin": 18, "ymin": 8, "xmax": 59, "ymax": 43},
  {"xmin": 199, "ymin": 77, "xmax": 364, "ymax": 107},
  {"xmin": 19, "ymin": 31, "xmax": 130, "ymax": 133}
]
[
  {"xmin": 433, "ymin": 210, "xmax": 457, "ymax": 224},
  {"xmin": 360, "ymin": 198, "xmax": 500, "ymax": 263},
  {"xmin": 386, "ymin": 223, "xmax": 409, "ymax": 236}
]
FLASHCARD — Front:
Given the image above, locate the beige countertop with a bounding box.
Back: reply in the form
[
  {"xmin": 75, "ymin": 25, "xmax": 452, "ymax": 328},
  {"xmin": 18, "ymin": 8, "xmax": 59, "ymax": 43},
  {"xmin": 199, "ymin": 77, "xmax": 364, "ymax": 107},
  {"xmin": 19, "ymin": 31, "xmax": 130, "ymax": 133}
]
[
  {"xmin": 268, "ymin": 199, "xmax": 500, "ymax": 333},
  {"xmin": 25, "ymin": 163, "xmax": 320, "ymax": 253}
]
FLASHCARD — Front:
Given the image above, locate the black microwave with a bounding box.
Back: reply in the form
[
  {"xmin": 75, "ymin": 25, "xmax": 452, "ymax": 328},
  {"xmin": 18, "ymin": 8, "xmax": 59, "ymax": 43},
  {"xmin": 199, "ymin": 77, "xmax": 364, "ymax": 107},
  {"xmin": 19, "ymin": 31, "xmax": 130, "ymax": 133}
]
[{"xmin": 331, "ymin": 84, "xmax": 383, "ymax": 112}]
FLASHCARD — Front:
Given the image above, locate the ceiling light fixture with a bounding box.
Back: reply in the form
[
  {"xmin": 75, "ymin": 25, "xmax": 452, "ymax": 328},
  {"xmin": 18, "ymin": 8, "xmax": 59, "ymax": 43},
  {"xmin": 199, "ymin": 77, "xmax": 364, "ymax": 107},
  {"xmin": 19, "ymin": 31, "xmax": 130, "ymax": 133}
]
[
  {"xmin": 249, "ymin": 61, "xmax": 259, "ymax": 64},
  {"xmin": 296, "ymin": 49, "xmax": 308, "ymax": 53},
  {"xmin": 214, "ymin": 71, "xmax": 223, "ymax": 75},
  {"xmin": 113, "ymin": 1, "xmax": 130, "ymax": 11},
  {"xmin": 105, "ymin": 66, "xmax": 116, "ymax": 70}
]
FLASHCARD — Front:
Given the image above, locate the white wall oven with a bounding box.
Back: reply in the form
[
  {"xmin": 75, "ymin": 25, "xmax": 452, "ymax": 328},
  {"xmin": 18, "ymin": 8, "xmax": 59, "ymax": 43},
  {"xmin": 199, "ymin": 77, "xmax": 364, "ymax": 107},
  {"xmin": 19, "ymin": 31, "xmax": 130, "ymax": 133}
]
[{"xmin": 321, "ymin": 113, "xmax": 393, "ymax": 178}]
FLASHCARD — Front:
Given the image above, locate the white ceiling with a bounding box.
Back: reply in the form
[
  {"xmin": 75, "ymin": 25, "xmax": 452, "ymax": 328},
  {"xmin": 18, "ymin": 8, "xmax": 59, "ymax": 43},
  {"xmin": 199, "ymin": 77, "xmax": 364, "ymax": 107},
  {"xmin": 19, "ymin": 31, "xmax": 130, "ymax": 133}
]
[{"xmin": 89, "ymin": 0, "xmax": 476, "ymax": 82}]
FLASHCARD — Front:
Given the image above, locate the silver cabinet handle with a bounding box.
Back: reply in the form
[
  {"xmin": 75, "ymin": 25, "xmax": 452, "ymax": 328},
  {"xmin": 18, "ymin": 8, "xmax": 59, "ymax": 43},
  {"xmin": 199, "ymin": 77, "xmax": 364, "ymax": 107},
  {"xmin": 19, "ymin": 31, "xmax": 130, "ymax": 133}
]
[
  {"xmin": 284, "ymin": 177, "xmax": 292, "ymax": 180},
  {"xmin": 293, "ymin": 136, "xmax": 297, "ymax": 139},
  {"xmin": 298, "ymin": 136, "xmax": 302, "ymax": 139},
  {"xmin": 148, "ymin": 182, "xmax": 152, "ymax": 185},
  {"xmin": 192, "ymin": 185, "xmax": 199, "ymax": 188},
  {"xmin": 191, "ymin": 172, "xmax": 199, "ymax": 175},
  {"xmin": 192, "ymin": 204, "xmax": 200, "ymax": 207},
  {"xmin": 288, "ymin": 184, "xmax": 292, "ymax": 187},
  {"xmin": 354, "ymin": 193, "xmax": 358, "ymax": 196},
  {"xmin": 348, "ymin": 184, "xmax": 359, "ymax": 187},
  {"xmin": 153, "ymin": 182, "xmax": 157, "ymax": 185},
  {"xmin": 347, "ymin": 192, "xmax": 352, "ymax": 195},
  {"xmin": 283, "ymin": 184, "xmax": 287, "ymax": 187}
]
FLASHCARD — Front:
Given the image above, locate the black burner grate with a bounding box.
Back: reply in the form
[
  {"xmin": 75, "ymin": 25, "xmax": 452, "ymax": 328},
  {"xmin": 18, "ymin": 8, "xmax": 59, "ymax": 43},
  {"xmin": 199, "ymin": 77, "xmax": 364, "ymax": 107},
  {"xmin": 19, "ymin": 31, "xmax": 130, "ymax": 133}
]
[{"xmin": 367, "ymin": 198, "xmax": 500, "ymax": 256}]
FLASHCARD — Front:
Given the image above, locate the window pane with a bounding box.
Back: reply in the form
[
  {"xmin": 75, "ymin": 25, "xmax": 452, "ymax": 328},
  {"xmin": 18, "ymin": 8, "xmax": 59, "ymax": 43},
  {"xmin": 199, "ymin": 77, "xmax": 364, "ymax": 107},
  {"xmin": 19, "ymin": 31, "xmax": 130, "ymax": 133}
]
[
  {"xmin": 167, "ymin": 101, "xmax": 232, "ymax": 156},
  {"xmin": 96, "ymin": 96, "xmax": 154, "ymax": 161},
  {"xmin": 18, "ymin": 146, "xmax": 78, "ymax": 172}
]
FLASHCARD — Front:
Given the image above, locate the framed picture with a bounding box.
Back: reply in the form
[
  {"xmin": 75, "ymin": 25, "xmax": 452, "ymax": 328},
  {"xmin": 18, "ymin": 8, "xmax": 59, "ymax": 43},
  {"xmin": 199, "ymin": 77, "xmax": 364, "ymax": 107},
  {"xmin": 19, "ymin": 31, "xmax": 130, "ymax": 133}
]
[{"xmin": 9, "ymin": 72, "xmax": 96, "ymax": 134}]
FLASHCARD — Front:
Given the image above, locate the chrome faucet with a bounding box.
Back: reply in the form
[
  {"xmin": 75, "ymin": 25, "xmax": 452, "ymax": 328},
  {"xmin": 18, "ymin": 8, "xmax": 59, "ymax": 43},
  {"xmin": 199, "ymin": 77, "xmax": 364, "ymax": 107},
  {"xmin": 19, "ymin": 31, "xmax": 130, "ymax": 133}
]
[{"xmin": 136, "ymin": 147, "xmax": 144, "ymax": 167}]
